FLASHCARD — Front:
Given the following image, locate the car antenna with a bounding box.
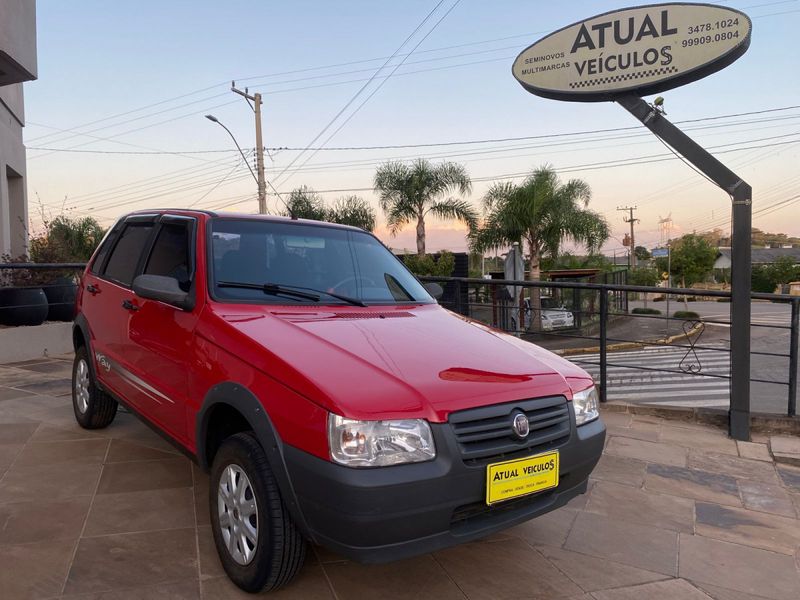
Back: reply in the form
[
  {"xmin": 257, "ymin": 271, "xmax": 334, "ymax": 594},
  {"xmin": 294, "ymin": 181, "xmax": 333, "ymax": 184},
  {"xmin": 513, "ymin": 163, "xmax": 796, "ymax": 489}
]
[{"xmin": 265, "ymin": 180, "xmax": 296, "ymax": 219}]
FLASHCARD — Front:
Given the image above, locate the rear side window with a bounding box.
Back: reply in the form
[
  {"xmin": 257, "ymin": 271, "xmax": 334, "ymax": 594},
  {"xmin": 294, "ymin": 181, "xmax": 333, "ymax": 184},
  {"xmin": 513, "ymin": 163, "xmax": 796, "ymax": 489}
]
[
  {"xmin": 101, "ymin": 223, "xmax": 154, "ymax": 287},
  {"xmin": 144, "ymin": 220, "xmax": 193, "ymax": 291},
  {"xmin": 89, "ymin": 223, "xmax": 121, "ymax": 274}
]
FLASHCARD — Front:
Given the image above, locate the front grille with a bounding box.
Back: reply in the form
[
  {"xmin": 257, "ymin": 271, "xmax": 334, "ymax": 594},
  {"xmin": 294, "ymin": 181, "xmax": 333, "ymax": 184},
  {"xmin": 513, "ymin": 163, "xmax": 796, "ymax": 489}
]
[{"xmin": 448, "ymin": 396, "xmax": 571, "ymax": 464}]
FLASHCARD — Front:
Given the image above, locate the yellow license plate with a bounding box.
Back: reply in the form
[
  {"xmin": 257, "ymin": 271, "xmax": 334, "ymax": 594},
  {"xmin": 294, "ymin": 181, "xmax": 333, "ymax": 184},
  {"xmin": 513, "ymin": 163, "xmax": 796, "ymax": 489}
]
[{"xmin": 485, "ymin": 451, "xmax": 559, "ymax": 505}]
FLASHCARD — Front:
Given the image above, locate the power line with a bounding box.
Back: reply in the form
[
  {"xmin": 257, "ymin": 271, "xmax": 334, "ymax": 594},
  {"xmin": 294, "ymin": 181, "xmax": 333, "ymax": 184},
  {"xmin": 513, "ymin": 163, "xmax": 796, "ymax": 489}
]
[
  {"xmin": 274, "ymin": 0, "xmax": 463, "ymax": 190},
  {"xmin": 269, "ymin": 0, "xmax": 449, "ymax": 188},
  {"xmin": 28, "ymin": 105, "xmax": 800, "ymax": 156}
]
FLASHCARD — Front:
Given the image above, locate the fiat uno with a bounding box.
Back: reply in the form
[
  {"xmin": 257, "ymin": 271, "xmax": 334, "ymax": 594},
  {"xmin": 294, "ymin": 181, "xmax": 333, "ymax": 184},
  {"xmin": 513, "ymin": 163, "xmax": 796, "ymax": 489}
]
[{"xmin": 71, "ymin": 210, "xmax": 605, "ymax": 593}]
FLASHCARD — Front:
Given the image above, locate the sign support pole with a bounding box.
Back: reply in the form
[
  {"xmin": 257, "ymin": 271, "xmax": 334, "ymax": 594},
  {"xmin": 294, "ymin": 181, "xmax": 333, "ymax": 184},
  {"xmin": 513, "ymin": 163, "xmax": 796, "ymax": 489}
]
[{"xmin": 615, "ymin": 94, "xmax": 752, "ymax": 440}]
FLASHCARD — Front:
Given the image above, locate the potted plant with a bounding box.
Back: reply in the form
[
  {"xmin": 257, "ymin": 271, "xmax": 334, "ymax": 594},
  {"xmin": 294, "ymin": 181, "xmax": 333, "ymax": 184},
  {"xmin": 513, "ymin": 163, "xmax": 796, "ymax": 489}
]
[
  {"xmin": 0, "ymin": 256, "xmax": 49, "ymax": 326},
  {"xmin": 29, "ymin": 215, "xmax": 106, "ymax": 321}
]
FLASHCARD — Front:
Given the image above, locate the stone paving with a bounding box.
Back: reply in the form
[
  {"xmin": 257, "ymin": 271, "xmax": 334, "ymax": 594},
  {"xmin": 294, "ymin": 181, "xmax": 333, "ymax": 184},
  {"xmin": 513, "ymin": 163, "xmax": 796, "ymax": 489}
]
[{"xmin": 0, "ymin": 355, "xmax": 799, "ymax": 599}]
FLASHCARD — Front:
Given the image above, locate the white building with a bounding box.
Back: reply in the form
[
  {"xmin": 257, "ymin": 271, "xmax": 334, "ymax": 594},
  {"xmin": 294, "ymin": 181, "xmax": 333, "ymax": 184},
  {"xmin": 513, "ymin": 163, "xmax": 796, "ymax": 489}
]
[{"xmin": 0, "ymin": 0, "xmax": 37, "ymax": 258}]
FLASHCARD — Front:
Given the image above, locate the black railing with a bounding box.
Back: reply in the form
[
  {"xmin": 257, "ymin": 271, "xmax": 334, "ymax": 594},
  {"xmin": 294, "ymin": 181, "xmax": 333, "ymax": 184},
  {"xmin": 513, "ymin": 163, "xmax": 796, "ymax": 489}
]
[
  {"xmin": 421, "ymin": 275, "xmax": 799, "ymax": 418},
  {"xmin": 1, "ymin": 263, "xmax": 798, "ymax": 420}
]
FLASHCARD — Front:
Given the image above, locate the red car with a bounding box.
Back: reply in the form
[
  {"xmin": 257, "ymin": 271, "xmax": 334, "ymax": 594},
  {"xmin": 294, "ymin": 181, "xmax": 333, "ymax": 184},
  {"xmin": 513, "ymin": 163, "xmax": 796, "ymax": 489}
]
[{"xmin": 72, "ymin": 210, "xmax": 604, "ymax": 593}]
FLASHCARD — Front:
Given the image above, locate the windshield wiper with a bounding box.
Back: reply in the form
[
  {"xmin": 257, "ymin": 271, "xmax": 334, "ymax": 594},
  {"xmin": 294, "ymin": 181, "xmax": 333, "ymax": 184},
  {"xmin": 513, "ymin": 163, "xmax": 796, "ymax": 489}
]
[
  {"xmin": 217, "ymin": 281, "xmax": 320, "ymax": 302},
  {"xmin": 216, "ymin": 281, "xmax": 367, "ymax": 307},
  {"xmin": 274, "ymin": 283, "xmax": 368, "ymax": 307}
]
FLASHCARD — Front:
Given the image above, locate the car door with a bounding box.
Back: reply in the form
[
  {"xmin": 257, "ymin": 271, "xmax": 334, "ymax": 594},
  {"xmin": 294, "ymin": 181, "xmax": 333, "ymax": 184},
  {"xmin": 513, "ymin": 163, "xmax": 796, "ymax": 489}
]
[
  {"xmin": 84, "ymin": 215, "xmax": 157, "ymax": 410},
  {"xmin": 126, "ymin": 214, "xmax": 199, "ymax": 443}
]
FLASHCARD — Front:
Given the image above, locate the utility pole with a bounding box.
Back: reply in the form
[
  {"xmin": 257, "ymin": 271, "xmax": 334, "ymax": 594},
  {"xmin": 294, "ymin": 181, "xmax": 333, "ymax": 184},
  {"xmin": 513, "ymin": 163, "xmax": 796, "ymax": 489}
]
[
  {"xmin": 231, "ymin": 81, "xmax": 267, "ymax": 214},
  {"xmin": 618, "ymin": 206, "xmax": 639, "ymax": 269}
]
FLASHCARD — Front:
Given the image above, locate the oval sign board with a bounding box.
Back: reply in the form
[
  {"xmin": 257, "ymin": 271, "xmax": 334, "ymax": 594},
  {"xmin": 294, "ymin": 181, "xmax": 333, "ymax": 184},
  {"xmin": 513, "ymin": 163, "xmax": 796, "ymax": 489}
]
[{"xmin": 512, "ymin": 3, "xmax": 751, "ymax": 102}]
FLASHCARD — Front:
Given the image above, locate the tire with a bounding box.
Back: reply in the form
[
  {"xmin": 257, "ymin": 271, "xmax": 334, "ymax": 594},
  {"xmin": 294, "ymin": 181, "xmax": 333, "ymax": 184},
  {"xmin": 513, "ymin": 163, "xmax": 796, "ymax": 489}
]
[
  {"xmin": 72, "ymin": 345, "xmax": 118, "ymax": 429},
  {"xmin": 209, "ymin": 432, "xmax": 307, "ymax": 593}
]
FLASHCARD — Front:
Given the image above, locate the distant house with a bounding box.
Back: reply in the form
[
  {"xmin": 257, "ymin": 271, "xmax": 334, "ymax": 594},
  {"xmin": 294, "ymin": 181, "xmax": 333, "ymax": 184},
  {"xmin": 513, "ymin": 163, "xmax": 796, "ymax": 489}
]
[{"xmin": 714, "ymin": 247, "xmax": 800, "ymax": 270}]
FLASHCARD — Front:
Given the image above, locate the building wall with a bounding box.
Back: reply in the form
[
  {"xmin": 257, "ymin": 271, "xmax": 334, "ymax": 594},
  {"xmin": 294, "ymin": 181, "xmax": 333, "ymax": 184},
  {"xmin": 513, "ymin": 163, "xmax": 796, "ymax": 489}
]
[
  {"xmin": 0, "ymin": 0, "xmax": 36, "ymax": 257},
  {"xmin": 0, "ymin": 0, "xmax": 38, "ymax": 84}
]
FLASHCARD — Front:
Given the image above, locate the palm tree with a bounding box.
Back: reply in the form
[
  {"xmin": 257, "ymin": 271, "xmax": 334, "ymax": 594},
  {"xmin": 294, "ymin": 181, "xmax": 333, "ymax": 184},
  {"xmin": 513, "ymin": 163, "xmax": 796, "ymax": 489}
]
[
  {"xmin": 374, "ymin": 159, "xmax": 476, "ymax": 255},
  {"xmin": 469, "ymin": 166, "xmax": 609, "ymax": 329}
]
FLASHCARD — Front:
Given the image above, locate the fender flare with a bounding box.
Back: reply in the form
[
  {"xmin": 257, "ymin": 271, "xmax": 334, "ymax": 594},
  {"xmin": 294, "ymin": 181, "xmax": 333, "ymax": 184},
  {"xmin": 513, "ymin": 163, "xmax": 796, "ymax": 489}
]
[
  {"xmin": 72, "ymin": 314, "xmax": 96, "ymax": 378},
  {"xmin": 195, "ymin": 382, "xmax": 313, "ymax": 539}
]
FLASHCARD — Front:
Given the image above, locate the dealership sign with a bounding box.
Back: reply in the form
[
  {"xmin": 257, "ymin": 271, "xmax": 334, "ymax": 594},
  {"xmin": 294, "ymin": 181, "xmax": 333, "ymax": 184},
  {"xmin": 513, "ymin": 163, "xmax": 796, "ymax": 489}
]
[{"xmin": 512, "ymin": 3, "xmax": 751, "ymax": 102}]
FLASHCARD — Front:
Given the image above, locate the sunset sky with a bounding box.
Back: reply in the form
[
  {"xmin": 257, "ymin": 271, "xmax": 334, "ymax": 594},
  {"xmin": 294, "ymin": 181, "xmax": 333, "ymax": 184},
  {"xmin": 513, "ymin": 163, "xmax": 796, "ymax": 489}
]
[{"xmin": 22, "ymin": 0, "xmax": 800, "ymax": 254}]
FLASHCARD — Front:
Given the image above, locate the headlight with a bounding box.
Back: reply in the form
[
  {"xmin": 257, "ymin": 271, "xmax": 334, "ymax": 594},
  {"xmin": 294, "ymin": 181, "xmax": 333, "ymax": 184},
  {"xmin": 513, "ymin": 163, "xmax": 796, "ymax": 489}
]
[
  {"xmin": 328, "ymin": 414, "xmax": 436, "ymax": 467},
  {"xmin": 572, "ymin": 385, "xmax": 599, "ymax": 426}
]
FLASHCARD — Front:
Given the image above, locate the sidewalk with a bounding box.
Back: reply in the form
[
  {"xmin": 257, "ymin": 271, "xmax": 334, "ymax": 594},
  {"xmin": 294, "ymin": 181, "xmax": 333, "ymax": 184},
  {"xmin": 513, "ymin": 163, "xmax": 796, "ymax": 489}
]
[{"xmin": 0, "ymin": 356, "xmax": 798, "ymax": 599}]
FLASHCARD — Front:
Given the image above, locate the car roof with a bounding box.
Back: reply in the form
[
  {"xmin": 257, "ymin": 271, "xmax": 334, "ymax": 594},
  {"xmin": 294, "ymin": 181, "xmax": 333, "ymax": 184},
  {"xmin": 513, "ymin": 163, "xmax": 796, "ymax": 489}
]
[{"xmin": 122, "ymin": 209, "xmax": 363, "ymax": 232}]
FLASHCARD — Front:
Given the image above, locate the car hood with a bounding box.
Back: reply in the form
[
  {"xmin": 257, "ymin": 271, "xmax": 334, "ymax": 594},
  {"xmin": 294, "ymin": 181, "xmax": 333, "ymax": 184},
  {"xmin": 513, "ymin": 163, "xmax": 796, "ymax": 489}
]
[{"xmin": 204, "ymin": 303, "xmax": 593, "ymax": 422}]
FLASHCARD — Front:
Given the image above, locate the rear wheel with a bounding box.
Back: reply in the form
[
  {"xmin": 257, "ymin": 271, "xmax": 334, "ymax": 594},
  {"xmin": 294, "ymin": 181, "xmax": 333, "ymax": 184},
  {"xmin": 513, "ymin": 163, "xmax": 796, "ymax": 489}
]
[
  {"xmin": 209, "ymin": 432, "xmax": 306, "ymax": 592},
  {"xmin": 72, "ymin": 345, "xmax": 118, "ymax": 429}
]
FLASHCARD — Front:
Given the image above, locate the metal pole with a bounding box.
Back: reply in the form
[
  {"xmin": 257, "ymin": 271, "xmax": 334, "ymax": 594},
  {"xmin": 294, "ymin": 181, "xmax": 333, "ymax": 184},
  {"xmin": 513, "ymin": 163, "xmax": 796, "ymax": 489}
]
[
  {"xmin": 666, "ymin": 245, "xmax": 671, "ymax": 338},
  {"xmin": 599, "ymin": 289, "xmax": 608, "ymax": 403},
  {"xmin": 253, "ymin": 93, "xmax": 267, "ymax": 214},
  {"xmin": 729, "ymin": 182, "xmax": 752, "ymax": 438},
  {"xmin": 616, "ymin": 94, "xmax": 752, "ymax": 440},
  {"xmin": 788, "ymin": 299, "xmax": 799, "ymax": 417}
]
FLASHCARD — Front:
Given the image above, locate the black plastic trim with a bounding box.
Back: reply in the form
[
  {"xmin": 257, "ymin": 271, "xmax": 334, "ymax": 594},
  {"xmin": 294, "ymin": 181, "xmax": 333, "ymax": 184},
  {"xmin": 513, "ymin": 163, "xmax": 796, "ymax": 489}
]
[{"xmin": 195, "ymin": 382, "xmax": 313, "ymax": 538}]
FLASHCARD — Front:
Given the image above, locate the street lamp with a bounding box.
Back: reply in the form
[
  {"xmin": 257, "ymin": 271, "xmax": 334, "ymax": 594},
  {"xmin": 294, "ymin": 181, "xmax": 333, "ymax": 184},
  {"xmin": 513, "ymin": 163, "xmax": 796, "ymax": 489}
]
[{"xmin": 204, "ymin": 114, "xmax": 261, "ymax": 209}]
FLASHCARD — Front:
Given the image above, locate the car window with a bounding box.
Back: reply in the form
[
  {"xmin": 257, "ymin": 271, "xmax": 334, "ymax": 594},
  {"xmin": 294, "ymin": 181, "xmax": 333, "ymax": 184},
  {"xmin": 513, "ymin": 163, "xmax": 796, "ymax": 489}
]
[
  {"xmin": 210, "ymin": 219, "xmax": 433, "ymax": 305},
  {"xmin": 89, "ymin": 223, "xmax": 122, "ymax": 275},
  {"xmin": 101, "ymin": 222, "xmax": 154, "ymax": 287},
  {"xmin": 144, "ymin": 220, "xmax": 193, "ymax": 292}
]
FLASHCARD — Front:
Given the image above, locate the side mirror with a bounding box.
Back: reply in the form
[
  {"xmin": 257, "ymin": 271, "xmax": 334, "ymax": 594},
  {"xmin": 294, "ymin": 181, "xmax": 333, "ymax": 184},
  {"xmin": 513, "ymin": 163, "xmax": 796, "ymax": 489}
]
[
  {"xmin": 133, "ymin": 275, "xmax": 192, "ymax": 310},
  {"xmin": 423, "ymin": 282, "xmax": 444, "ymax": 300}
]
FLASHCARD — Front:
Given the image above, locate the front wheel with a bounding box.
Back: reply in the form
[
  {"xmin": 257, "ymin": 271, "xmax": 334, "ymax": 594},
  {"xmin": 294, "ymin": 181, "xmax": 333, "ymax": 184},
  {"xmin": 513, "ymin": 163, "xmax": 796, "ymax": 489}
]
[
  {"xmin": 209, "ymin": 432, "xmax": 306, "ymax": 593},
  {"xmin": 72, "ymin": 345, "xmax": 118, "ymax": 429}
]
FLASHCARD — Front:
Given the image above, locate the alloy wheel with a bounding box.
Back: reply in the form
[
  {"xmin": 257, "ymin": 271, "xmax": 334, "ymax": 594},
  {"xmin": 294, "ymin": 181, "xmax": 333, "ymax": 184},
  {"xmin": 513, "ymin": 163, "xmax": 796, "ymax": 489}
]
[{"xmin": 217, "ymin": 463, "xmax": 259, "ymax": 565}]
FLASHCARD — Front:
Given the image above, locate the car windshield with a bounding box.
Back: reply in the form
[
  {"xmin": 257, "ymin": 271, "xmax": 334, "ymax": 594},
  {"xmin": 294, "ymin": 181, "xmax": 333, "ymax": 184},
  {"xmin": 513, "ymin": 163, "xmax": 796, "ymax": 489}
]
[{"xmin": 210, "ymin": 219, "xmax": 434, "ymax": 305}]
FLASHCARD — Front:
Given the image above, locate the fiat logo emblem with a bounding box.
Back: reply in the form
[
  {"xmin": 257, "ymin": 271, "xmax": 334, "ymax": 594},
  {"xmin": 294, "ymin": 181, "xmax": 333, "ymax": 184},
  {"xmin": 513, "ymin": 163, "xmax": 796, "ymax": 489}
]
[{"xmin": 512, "ymin": 413, "xmax": 529, "ymax": 438}]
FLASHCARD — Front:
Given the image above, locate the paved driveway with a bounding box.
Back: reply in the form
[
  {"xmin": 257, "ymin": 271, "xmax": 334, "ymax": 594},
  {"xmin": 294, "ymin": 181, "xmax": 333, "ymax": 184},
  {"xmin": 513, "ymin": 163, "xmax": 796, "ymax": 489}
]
[{"xmin": 0, "ymin": 356, "xmax": 799, "ymax": 599}]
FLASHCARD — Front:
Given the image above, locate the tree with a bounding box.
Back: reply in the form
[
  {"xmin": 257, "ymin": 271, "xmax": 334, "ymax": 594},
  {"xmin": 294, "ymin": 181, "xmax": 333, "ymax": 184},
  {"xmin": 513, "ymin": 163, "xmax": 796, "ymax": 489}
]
[
  {"xmin": 328, "ymin": 195, "xmax": 376, "ymax": 231},
  {"xmin": 469, "ymin": 166, "xmax": 608, "ymax": 330},
  {"xmin": 374, "ymin": 159, "xmax": 475, "ymax": 255},
  {"xmin": 668, "ymin": 234, "xmax": 717, "ymax": 288},
  {"xmin": 654, "ymin": 234, "xmax": 716, "ymax": 309},
  {"xmin": 627, "ymin": 267, "xmax": 660, "ymax": 308},
  {"xmin": 469, "ymin": 166, "xmax": 609, "ymax": 281},
  {"xmin": 752, "ymin": 256, "xmax": 800, "ymax": 292},
  {"xmin": 634, "ymin": 245, "xmax": 651, "ymax": 261},
  {"xmin": 282, "ymin": 186, "xmax": 328, "ymax": 221}
]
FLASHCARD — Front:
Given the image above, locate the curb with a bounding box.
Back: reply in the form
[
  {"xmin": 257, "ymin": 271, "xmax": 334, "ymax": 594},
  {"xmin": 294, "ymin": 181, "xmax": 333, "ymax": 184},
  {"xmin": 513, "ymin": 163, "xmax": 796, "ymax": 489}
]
[
  {"xmin": 600, "ymin": 402, "xmax": 800, "ymax": 436},
  {"xmin": 555, "ymin": 322, "xmax": 705, "ymax": 357}
]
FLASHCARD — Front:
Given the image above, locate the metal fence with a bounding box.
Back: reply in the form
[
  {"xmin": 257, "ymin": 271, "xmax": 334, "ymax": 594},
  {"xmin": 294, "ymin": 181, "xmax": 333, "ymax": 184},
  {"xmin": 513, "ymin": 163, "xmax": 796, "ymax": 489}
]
[
  {"xmin": 420, "ymin": 275, "xmax": 799, "ymax": 419},
  {"xmin": 1, "ymin": 263, "xmax": 798, "ymax": 422}
]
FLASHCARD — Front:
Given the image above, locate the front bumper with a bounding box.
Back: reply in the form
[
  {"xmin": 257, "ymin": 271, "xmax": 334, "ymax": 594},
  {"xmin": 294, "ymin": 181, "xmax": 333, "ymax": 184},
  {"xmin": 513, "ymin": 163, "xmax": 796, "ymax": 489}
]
[{"xmin": 283, "ymin": 413, "xmax": 605, "ymax": 563}]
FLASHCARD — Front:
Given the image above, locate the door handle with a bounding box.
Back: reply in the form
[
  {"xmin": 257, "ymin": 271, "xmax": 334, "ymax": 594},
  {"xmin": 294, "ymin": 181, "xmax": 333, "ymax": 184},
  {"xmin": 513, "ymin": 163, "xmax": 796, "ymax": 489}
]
[
  {"xmin": 86, "ymin": 284, "xmax": 99, "ymax": 294},
  {"xmin": 122, "ymin": 299, "xmax": 140, "ymax": 312}
]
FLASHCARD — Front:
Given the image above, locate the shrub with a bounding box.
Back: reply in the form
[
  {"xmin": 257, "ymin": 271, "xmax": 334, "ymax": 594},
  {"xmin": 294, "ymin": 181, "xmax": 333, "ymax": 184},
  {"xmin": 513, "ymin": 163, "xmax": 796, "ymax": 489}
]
[
  {"xmin": 632, "ymin": 307, "xmax": 661, "ymax": 315},
  {"xmin": 29, "ymin": 215, "xmax": 105, "ymax": 263},
  {"xmin": 402, "ymin": 251, "xmax": 455, "ymax": 277},
  {"xmin": 673, "ymin": 310, "xmax": 700, "ymax": 319}
]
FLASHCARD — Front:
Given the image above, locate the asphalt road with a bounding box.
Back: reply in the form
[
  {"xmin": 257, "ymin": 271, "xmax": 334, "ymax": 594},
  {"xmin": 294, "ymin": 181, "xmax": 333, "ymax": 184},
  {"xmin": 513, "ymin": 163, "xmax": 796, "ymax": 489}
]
[{"xmin": 561, "ymin": 300, "xmax": 796, "ymax": 415}]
